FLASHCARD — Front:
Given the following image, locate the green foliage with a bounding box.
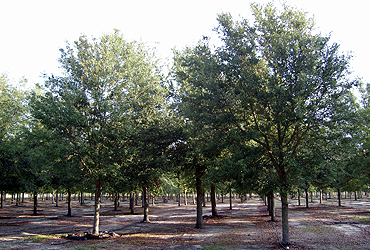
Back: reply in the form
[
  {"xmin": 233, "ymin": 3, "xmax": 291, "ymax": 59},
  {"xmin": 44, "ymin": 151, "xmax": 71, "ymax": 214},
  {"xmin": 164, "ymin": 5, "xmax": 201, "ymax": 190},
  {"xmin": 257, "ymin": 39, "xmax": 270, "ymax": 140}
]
[
  {"xmin": 30, "ymin": 30, "xmax": 175, "ymax": 232},
  {"xmin": 0, "ymin": 73, "xmax": 27, "ymax": 140},
  {"xmin": 31, "ymin": 31, "xmax": 162, "ymax": 182},
  {"xmin": 0, "ymin": 74, "xmax": 29, "ymax": 193},
  {"xmin": 174, "ymin": 2, "xmax": 357, "ymax": 243}
]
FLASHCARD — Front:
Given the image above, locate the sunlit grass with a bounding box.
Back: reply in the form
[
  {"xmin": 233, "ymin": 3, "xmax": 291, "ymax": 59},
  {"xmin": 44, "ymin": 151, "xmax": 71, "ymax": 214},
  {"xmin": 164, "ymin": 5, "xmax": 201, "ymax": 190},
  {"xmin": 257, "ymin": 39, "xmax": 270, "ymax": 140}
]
[
  {"xmin": 71, "ymin": 243, "xmax": 105, "ymax": 250},
  {"xmin": 352, "ymin": 215, "xmax": 370, "ymax": 224},
  {"xmin": 24, "ymin": 234, "xmax": 62, "ymax": 242}
]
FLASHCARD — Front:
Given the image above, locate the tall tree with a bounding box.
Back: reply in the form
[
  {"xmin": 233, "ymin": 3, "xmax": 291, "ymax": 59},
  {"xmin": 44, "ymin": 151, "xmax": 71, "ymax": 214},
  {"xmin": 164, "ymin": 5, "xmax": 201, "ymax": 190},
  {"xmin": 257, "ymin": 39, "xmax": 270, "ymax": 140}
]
[
  {"xmin": 174, "ymin": 3, "xmax": 357, "ymax": 245},
  {"xmin": 31, "ymin": 31, "xmax": 164, "ymax": 234},
  {"xmin": 0, "ymin": 74, "xmax": 27, "ymax": 205}
]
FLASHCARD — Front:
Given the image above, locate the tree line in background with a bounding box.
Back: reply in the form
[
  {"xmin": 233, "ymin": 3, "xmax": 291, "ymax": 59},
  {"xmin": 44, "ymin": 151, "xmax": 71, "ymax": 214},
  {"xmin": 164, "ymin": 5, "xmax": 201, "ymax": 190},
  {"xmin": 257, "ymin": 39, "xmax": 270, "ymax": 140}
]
[{"xmin": 1, "ymin": 3, "xmax": 369, "ymax": 246}]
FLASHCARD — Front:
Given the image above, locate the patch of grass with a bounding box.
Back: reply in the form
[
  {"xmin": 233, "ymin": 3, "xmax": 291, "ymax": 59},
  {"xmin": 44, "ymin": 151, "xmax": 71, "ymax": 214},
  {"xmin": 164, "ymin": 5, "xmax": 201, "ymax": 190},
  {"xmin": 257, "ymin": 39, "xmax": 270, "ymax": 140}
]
[
  {"xmin": 25, "ymin": 234, "xmax": 61, "ymax": 242},
  {"xmin": 202, "ymin": 246, "xmax": 227, "ymax": 250},
  {"xmin": 302, "ymin": 225, "xmax": 325, "ymax": 233},
  {"xmin": 71, "ymin": 244, "xmax": 106, "ymax": 250},
  {"xmin": 352, "ymin": 215, "xmax": 370, "ymax": 224}
]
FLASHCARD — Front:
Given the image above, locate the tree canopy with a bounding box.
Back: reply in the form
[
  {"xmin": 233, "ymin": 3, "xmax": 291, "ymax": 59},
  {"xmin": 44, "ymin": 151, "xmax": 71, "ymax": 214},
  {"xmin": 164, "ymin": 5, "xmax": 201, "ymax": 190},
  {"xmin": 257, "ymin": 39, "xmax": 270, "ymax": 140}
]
[{"xmin": 0, "ymin": 3, "xmax": 367, "ymax": 247}]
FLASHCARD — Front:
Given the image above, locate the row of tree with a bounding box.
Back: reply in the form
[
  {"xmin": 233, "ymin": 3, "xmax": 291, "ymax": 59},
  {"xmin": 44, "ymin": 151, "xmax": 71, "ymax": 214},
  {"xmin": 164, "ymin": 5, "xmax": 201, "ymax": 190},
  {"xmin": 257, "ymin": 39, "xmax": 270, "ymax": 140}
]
[{"xmin": 1, "ymin": 3, "xmax": 369, "ymax": 246}]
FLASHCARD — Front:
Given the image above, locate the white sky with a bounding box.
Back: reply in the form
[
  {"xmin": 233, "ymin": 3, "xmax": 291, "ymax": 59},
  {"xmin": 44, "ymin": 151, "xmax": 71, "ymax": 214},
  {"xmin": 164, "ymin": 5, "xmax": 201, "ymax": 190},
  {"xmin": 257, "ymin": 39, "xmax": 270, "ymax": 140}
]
[{"xmin": 1, "ymin": 0, "xmax": 369, "ymax": 88}]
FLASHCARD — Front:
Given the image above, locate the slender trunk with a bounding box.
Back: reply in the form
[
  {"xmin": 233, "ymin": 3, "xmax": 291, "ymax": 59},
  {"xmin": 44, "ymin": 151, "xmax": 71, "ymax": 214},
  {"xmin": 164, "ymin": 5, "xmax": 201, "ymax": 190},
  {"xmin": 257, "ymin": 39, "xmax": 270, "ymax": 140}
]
[
  {"xmin": 354, "ymin": 191, "xmax": 357, "ymax": 201},
  {"xmin": 319, "ymin": 189, "xmax": 322, "ymax": 204},
  {"xmin": 184, "ymin": 188, "xmax": 187, "ymax": 206},
  {"xmin": 221, "ymin": 192, "xmax": 224, "ymax": 203},
  {"xmin": 55, "ymin": 190, "xmax": 59, "ymax": 207},
  {"xmin": 310, "ymin": 192, "xmax": 313, "ymax": 203},
  {"xmin": 195, "ymin": 168, "xmax": 203, "ymax": 229},
  {"xmin": 268, "ymin": 191, "xmax": 276, "ymax": 222},
  {"xmin": 297, "ymin": 189, "xmax": 301, "ymax": 206},
  {"xmin": 129, "ymin": 192, "xmax": 135, "ymax": 214},
  {"xmin": 80, "ymin": 191, "xmax": 84, "ymax": 205},
  {"xmin": 1, "ymin": 191, "xmax": 3, "ymax": 208},
  {"xmin": 178, "ymin": 191, "xmax": 181, "ymax": 206},
  {"xmin": 114, "ymin": 191, "xmax": 119, "ymax": 211},
  {"xmin": 16, "ymin": 193, "xmax": 19, "ymax": 206},
  {"xmin": 202, "ymin": 188, "xmax": 206, "ymax": 207},
  {"xmin": 210, "ymin": 183, "xmax": 218, "ymax": 217},
  {"xmin": 92, "ymin": 180, "xmax": 103, "ymax": 235},
  {"xmin": 33, "ymin": 192, "xmax": 38, "ymax": 216},
  {"xmin": 281, "ymin": 188, "xmax": 290, "ymax": 245},
  {"xmin": 142, "ymin": 190, "xmax": 144, "ymax": 207},
  {"xmin": 142, "ymin": 186, "xmax": 149, "ymax": 222},
  {"xmin": 338, "ymin": 188, "xmax": 342, "ymax": 207},
  {"xmin": 229, "ymin": 188, "xmax": 232, "ymax": 210},
  {"xmin": 192, "ymin": 190, "xmax": 195, "ymax": 205},
  {"xmin": 67, "ymin": 188, "xmax": 72, "ymax": 216},
  {"xmin": 305, "ymin": 188, "xmax": 309, "ymax": 208}
]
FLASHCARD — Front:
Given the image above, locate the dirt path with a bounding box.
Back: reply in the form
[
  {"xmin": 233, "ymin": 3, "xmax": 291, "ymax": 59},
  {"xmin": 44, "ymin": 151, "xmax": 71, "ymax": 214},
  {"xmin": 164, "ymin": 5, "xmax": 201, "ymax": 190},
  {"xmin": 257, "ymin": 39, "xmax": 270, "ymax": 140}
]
[{"xmin": 0, "ymin": 196, "xmax": 370, "ymax": 249}]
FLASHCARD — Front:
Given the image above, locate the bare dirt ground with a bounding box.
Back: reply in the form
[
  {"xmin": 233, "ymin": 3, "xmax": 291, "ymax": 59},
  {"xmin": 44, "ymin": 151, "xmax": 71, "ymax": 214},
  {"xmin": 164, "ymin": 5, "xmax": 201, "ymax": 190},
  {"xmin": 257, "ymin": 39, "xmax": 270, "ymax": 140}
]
[{"xmin": 0, "ymin": 196, "xmax": 370, "ymax": 249}]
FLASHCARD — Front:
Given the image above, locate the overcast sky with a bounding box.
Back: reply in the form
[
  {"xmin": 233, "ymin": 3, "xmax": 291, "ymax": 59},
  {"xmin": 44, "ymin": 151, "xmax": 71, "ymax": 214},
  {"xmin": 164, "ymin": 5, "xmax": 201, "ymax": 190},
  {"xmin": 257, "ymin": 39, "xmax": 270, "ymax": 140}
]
[{"xmin": 1, "ymin": 0, "xmax": 369, "ymax": 88}]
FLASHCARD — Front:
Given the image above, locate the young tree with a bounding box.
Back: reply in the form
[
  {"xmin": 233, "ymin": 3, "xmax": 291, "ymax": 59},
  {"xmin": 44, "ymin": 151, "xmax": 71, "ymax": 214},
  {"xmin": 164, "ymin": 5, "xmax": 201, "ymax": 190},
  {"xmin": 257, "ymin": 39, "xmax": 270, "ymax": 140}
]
[{"xmin": 31, "ymin": 31, "xmax": 165, "ymax": 234}]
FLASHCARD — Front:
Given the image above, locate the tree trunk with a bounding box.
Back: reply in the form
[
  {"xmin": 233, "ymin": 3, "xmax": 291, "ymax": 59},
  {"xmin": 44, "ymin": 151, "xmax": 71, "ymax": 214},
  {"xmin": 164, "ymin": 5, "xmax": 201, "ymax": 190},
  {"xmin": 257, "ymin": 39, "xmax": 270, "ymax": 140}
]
[
  {"xmin": 1, "ymin": 191, "xmax": 3, "ymax": 208},
  {"xmin": 33, "ymin": 192, "xmax": 38, "ymax": 216},
  {"xmin": 297, "ymin": 189, "xmax": 301, "ymax": 206},
  {"xmin": 202, "ymin": 188, "xmax": 206, "ymax": 207},
  {"xmin": 55, "ymin": 190, "xmax": 59, "ymax": 207},
  {"xmin": 229, "ymin": 188, "xmax": 232, "ymax": 210},
  {"xmin": 354, "ymin": 191, "xmax": 357, "ymax": 201},
  {"xmin": 305, "ymin": 188, "xmax": 309, "ymax": 208},
  {"xmin": 129, "ymin": 192, "xmax": 135, "ymax": 214},
  {"xmin": 268, "ymin": 191, "xmax": 276, "ymax": 222},
  {"xmin": 67, "ymin": 188, "xmax": 72, "ymax": 216},
  {"xmin": 142, "ymin": 186, "xmax": 149, "ymax": 222},
  {"xmin": 210, "ymin": 183, "xmax": 218, "ymax": 217},
  {"xmin": 310, "ymin": 191, "xmax": 313, "ymax": 203},
  {"xmin": 337, "ymin": 188, "xmax": 342, "ymax": 207},
  {"xmin": 80, "ymin": 191, "xmax": 85, "ymax": 205},
  {"xmin": 16, "ymin": 193, "xmax": 19, "ymax": 206},
  {"xmin": 114, "ymin": 191, "xmax": 119, "ymax": 211},
  {"xmin": 195, "ymin": 168, "xmax": 203, "ymax": 229},
  {"xmin": 135, "ymin": 193, "xmax": 138, "ymax": 206},
  {"xmin": 319, "ymin": 189, "xmax": 322, "ymax": 204},
  {"xmin": 184, "ymin": 188, "xmax": 187, "ymax": 206},
  {"xmin": 92, "ymin": 180, "xmax": 103, "ymax": 235},
  {"xmin": 178, "ymin": 191, "xmax": 181, "ymax": 206},
  {"xmin": 281, "ymin": 188, "xmax": 290, "ymax": 245}
]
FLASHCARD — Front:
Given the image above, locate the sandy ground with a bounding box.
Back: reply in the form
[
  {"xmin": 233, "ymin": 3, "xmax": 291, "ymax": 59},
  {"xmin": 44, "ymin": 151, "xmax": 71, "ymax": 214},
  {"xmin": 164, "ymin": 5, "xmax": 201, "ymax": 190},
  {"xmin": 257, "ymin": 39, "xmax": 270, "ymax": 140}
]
[{"xmin": 0, "ymin": 196, "xmax": 370, "ymax": 249}]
